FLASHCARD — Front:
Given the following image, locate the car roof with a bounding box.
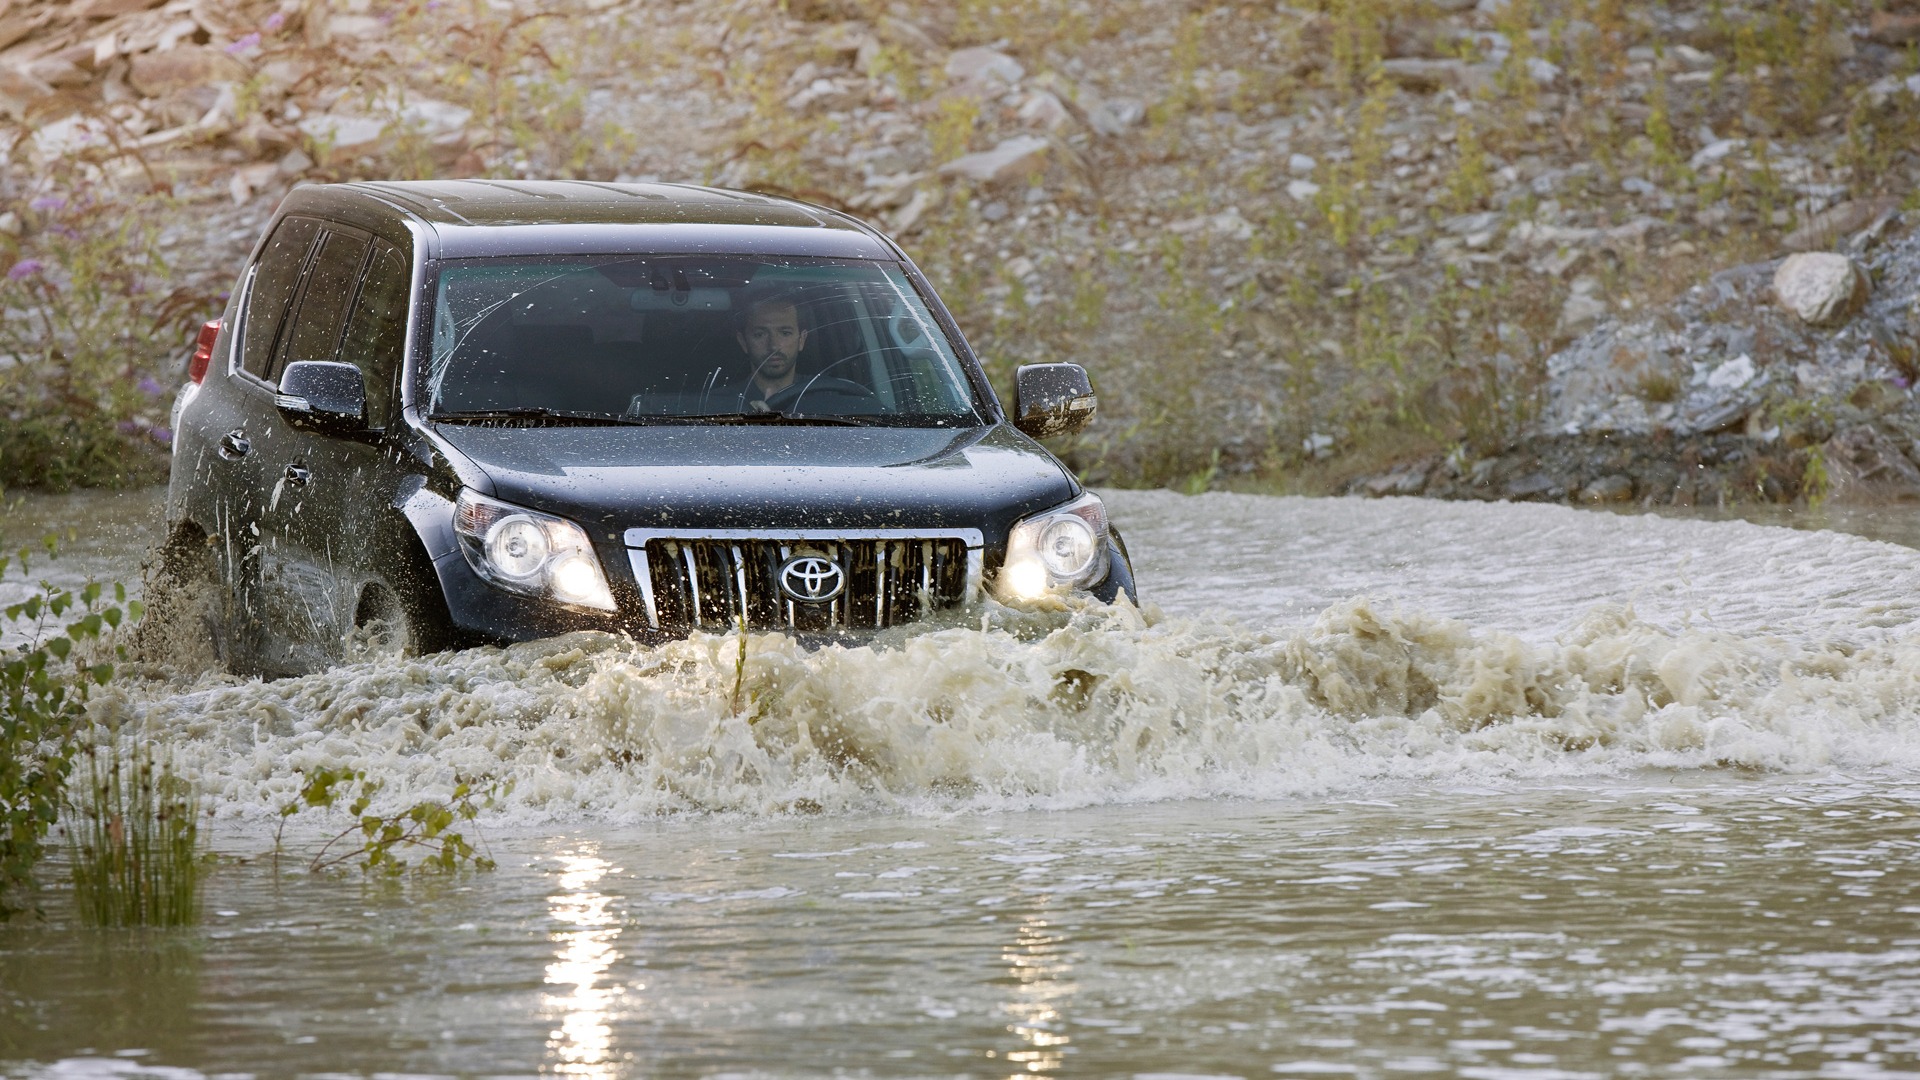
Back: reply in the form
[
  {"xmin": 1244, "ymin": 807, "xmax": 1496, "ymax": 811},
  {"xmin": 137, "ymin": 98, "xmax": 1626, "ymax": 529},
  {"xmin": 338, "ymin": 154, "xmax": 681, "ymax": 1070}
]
[{"xmin": 279, "ymin": 180, "xmax": 897, "ymax": 261}]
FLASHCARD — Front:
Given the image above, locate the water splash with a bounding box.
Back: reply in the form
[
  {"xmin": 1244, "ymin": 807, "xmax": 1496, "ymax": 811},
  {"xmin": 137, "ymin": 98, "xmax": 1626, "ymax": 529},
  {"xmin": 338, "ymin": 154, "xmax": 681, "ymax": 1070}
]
[{"xmin": 95, "ymin": 590, "xmax": 1920, "ymax": 821}]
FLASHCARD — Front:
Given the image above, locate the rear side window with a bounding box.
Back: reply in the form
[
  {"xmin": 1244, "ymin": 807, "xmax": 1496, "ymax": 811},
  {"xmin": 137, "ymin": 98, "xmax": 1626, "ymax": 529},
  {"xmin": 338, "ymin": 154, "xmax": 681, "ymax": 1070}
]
[
  {"xmin": 239, "ymin": 216, "xmax": 321, "ymax": 379},
  {"xmin": 273, "ymin": 230, "xmax": 371, "ymax": 382},
  {"xmin": 337, "ymin": 240, "xmax": 410, "ymax": 429}
]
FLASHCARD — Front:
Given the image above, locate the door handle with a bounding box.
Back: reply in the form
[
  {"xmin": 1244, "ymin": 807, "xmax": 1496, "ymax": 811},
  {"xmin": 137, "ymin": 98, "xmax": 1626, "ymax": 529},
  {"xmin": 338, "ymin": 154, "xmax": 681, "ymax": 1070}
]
[
  {"xmin": 282, "ymin": 464, "xmax": 312, "ymax": 489},
  {"xmin": 218, "ymin": 430, "xmax": 251, "ymax": 459}
]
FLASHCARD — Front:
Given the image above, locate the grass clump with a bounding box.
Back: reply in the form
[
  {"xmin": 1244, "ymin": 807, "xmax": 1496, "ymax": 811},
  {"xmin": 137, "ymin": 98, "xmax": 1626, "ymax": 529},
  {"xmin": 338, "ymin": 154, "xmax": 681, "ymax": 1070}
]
[
  {"xmin": 66, "ymin": 744, "xmax": 201, "ymax": 929},
  {"xmin": 1, "ymin": 527, "xmax": 142, "ymax": 919}
]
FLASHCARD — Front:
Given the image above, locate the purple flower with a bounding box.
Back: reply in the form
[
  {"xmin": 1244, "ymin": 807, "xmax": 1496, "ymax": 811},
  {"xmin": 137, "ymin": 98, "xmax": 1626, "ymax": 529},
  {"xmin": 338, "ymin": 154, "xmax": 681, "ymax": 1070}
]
[
  {"xmin": 27, "ymin": 195, "xmax": 64, "ymax": 212},
  {"xmin": 6, "ymin": 258, "xmax": 44, "ymax": 280},
  {"xmin": 1894, "ymin": 375, "xmax": 1911, "ymax": 390},
  {"xmin": 226, "ymin": 32, "xmax": 262, "ymax": 54},
  {"xmin": 138, "ymin": 377, "xmax": 165, "ymax": 396},
  {"xmin": 150, "ymin": 427, "xmax": 173, "ymax": 445},
  {"xmin": 118, "ymin": 420, "xmax": 141, "ymax": 435},
  {"xmin": 264, "ymin": 11, "xmax": 285, "ymax": 31}
]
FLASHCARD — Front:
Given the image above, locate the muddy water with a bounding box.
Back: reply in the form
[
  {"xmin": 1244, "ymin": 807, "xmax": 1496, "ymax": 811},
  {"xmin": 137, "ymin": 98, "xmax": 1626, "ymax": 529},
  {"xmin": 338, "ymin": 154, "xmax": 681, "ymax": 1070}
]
[{"xmin": 4, "ymin": 488, "xmax": 1920, "ymax": 1078}]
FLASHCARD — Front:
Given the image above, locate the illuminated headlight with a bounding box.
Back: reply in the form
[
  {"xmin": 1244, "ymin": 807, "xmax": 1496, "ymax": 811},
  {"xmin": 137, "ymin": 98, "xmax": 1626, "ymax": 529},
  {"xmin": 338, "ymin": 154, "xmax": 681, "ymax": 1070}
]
[
  {"xmin": 454, "ymin": 489, "xmax": 616, "ymax": 611},
  {"xmin": 994, "ymin": 492, "xmax": 1111, "ymax": 601}
]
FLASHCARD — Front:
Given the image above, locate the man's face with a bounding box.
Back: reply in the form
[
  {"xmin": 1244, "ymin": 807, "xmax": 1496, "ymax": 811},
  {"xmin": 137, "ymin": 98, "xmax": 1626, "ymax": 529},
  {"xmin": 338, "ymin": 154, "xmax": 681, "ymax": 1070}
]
[{"xmin": 736, "ymin": 302, "xmax": 806, "ymax": 384}]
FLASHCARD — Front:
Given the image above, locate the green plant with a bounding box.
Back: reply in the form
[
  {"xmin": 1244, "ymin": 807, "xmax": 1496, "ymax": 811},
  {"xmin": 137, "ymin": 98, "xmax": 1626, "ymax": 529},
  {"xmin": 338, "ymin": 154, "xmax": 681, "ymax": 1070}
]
[
  {"xmin": 280, "ymin": 768, "xmax": 500, "ymax": 876},
  {"xmin": 1181, "ymin": 448, "xmax": 1223, "ymax": 494},
  {"xmin": 66, "ymin": 742, "xmax": 201, "ymax": 928},
  {"xmin": 0, "ymin": 178, "xmax": 203, "ymax": 490},
  {"xmin": 1642, "ymin": 60, "xmax": 1681, "ymax": 178},
  {"xmin": 1446, "ymin": 111, "xmax": 1493, "ymax": 213},
  {"xmin": 1324, "ymin": 0, "xmax": 1392, "ymax": 93},
  {"xmin": 731, "ymin": 615, "xmax": 751, "ymax": 717},
  {"xmin": 1801, "ymin": 445, "xmax": 1831, "ymax": 508},
  {"xmin": 1, "ymin": 528, "xmax": 141, "ymax": 918},
  {"xmin": 929, "ymin": 97, "xmax": 981, "ymax": 164}
]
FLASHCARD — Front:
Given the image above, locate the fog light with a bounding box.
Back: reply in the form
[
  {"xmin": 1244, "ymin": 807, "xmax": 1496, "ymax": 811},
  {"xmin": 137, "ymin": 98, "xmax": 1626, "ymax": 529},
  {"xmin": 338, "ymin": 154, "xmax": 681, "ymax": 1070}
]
[
  {"xmin": 1004, "ymin": 558, "xmax": 1049, "ymax": 600},
  {"xmin": 550, "ymin": 553, "xmax": 602, "ymax": 603}
]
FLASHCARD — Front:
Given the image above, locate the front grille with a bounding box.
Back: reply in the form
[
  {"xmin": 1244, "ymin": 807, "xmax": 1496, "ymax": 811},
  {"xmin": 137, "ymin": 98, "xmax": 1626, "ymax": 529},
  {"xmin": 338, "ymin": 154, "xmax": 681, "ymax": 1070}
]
[{"xmin": 623, "ymin": 528, "xmax": 983, "ymax": 633}]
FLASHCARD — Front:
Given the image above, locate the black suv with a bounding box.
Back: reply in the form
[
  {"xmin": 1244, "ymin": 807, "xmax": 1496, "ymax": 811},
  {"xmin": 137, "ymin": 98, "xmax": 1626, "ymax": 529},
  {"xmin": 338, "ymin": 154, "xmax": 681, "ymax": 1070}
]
[{"xmin": 164, "ymin": 181, "xmax": 1133, "ymax": 676}]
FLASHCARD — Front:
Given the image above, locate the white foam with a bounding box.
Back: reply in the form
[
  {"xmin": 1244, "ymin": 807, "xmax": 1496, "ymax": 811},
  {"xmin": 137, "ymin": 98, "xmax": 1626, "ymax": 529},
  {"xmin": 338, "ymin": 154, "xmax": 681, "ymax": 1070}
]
[{"xmin": 60, "ymin": 493, "xmax": 1920, "ymax": 821}]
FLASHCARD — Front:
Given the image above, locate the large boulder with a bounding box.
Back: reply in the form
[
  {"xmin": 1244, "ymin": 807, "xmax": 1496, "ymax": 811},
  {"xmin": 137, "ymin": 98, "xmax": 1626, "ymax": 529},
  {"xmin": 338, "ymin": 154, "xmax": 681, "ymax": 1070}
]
[{"xmin": 1773, "ymin": 252, "xmax": 1870, "ymax": 327}]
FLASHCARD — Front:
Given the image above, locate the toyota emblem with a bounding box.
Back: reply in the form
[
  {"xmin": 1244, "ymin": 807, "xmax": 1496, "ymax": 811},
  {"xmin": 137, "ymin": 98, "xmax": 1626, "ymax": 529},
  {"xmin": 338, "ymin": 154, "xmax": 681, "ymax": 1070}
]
[{"xmin": 778, "ymin": 553, "xmax": 846, "ymax": 603}]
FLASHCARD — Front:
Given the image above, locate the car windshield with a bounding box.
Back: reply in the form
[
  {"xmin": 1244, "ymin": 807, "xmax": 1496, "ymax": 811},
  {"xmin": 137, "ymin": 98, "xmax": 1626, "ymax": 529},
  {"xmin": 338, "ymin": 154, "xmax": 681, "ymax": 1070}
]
[{"xmin": 423, "ymin": 254, "xmax": 982, "ymax": 425}]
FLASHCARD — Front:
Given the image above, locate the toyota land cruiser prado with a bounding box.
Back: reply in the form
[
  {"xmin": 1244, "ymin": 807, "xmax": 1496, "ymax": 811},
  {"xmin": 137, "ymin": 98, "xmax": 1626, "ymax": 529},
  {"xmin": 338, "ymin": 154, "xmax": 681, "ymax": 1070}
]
[{"xmin": 164, "ymin": 180, "xmax": 1134, "ymax": 676}]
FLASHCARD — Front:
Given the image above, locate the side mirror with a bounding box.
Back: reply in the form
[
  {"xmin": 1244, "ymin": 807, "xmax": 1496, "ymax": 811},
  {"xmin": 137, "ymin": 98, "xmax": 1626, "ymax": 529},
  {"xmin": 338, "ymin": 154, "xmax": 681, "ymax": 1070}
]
[
  {"xmin": 1012, "ymin": 363, "xmax": 1097, "ymax": 439},
  {"xmin": 276, "ymin": 360, "xmax": 368, "ymax": 435}
]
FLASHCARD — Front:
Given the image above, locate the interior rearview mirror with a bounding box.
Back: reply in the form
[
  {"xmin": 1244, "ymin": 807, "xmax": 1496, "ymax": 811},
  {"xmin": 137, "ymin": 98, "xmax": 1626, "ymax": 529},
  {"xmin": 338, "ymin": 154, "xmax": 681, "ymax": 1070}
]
[
  {"xmin": 1012, "ymin": 363, "xmax": 1097, "ymax": 439},
  {"xmin": 276, "ymin": 360, "xmax": 368, "ymax": 435}
]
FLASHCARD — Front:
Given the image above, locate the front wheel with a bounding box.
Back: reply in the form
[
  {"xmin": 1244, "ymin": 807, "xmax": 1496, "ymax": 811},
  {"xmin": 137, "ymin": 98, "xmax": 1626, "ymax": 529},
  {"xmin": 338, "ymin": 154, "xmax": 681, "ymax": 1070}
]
[{"xmin": 350, "ymin": 579, "xmax": 456, "ymax": 661}]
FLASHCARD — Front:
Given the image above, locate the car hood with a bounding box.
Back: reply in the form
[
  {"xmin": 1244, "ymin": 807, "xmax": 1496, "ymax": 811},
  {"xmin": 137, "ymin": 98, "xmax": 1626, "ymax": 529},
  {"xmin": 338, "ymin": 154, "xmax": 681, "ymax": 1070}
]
[{"xmin": 433, "ymin": 422, "xmax": 1076, "ymax": 534}]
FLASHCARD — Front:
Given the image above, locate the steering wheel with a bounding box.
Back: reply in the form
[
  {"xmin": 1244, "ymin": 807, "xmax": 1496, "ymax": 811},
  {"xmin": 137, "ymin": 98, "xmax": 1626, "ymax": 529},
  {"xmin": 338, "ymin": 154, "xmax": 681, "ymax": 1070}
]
[{"xmin": 764, "ymin": 377, "xmax": 875, "ymax": 412}]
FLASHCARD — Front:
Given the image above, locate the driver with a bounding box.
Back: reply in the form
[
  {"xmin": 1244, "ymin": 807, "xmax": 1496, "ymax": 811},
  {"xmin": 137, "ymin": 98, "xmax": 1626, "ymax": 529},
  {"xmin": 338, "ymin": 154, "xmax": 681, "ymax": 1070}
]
[{"xmin": 731, "ymin": 291, "xmax": 809, "ymax": 412}]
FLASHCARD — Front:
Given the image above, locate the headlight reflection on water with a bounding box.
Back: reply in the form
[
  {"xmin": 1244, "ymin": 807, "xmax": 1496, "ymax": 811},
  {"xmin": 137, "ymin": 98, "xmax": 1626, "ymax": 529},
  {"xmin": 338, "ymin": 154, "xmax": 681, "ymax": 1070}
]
[
  {"xmin": 545, "ymin": 849, "xmax": 626, "ymax": 1078},
  {"xmin": 1002, "ymin": 915, "xmax": 1076, "ymax": 1075}
]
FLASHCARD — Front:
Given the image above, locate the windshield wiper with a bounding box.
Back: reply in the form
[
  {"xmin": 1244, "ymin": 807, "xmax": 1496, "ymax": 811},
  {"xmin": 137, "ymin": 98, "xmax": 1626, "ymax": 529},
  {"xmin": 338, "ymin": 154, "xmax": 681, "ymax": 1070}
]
[
  {"xmin": 649, "ymin": 411, "xmax": 873, "ymax": 427},
  {"xmin": 429, "ymin": 408, "xmax": 648, "ymax": 427}
]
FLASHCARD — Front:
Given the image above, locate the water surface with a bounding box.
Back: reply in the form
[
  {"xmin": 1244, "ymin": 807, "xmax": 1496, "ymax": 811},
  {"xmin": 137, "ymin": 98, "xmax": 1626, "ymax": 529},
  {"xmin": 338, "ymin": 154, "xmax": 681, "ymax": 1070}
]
[{"xmin": 3, "ymin": 488, "xmax": 1919, "ymax": 1078}]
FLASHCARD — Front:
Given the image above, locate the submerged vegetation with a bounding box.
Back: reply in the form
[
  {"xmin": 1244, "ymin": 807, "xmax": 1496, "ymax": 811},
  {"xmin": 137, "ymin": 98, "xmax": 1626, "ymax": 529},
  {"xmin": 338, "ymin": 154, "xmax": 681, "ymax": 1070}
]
[
  {"xmin": 278, "ymin": 767, "xmax": 501, "ymax": 876},
  {"xmin": 1, "ymin": 527, "xmax": 143, "ymax": 919},
  {"xmin": 66, "ymin": 743, "xmax": 201, "ymax": 928}
]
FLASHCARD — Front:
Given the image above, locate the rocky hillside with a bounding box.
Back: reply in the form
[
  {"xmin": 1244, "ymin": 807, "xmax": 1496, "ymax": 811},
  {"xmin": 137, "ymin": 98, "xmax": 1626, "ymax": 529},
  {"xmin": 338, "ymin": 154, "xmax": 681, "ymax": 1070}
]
[{"xmin": 2, "ymin": 0, "xmax": 1917, "ymax": 501}]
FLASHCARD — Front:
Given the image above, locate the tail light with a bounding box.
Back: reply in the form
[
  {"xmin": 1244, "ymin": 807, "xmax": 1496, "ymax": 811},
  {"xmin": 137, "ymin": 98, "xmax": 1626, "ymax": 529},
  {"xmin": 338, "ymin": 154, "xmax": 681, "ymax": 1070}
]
[{"xmin": 187, "ymin": 319, "xmax": 221, "ymax": 384}]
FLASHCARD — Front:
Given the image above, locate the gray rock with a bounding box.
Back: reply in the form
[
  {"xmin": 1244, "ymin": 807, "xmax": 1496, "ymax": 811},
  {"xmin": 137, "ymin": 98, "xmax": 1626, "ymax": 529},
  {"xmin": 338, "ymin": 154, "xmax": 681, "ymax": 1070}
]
[
  {"xmin": 1016, "ymin": 90, "xmax": 1072, "ymax": 131},
  {"xmin": 296, "ymin": 113, "xmax": 387, "ymax": 159},
  {"xmin": 1683, "ymin": 399, "xmax": 1750, "ymax": 436},
  {"xmin": 1578, "ymin": 475, "xmax": 1634, "ymax": 503},
  {"xmin": 1783, "ymin": 198, "xmax": 1899, "ymax": 252},
  {"xmin": 1689, "ymin": 138, "xmax": 1746, "ymax": 170},
  {"xmin": 1505, "ymin": 472, "xmax": 1559, "ymax": 499},
  {"xmin": 944, "ymin": 47, "xmax": 1023, "ymax": 91},
  {"xmin": 275, "ymin": 146, "xmax": 314, "ymax": 176},
  {"xmin": 1773, "ymin": 252, "xmax": 1869, "ymax": 327},
  {"xmin": 1556, "ymin": 290, "xmax": 1608, "ymax": 339},
  {"xmin": 1086, "ymin": 97, "xmax": 1143, "ymax": 136},
  {"xmin": 128, "ymin": 46, "xmax": 248, "ymax": 98},
  {"xmin": 938, "ymin": 135, "xmax": 1050, "ymax": 184},
  {"xmin": 1364, "ymin": 466, "xmax": 1428, "ymax": 497},
  {"xmin": 1379, "ymin": 58, "xmax": 1492, "ymax": 94},
  {"xmin": 1824, "ymin": 425, "xmax": 1920, "ymax": 503}
]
